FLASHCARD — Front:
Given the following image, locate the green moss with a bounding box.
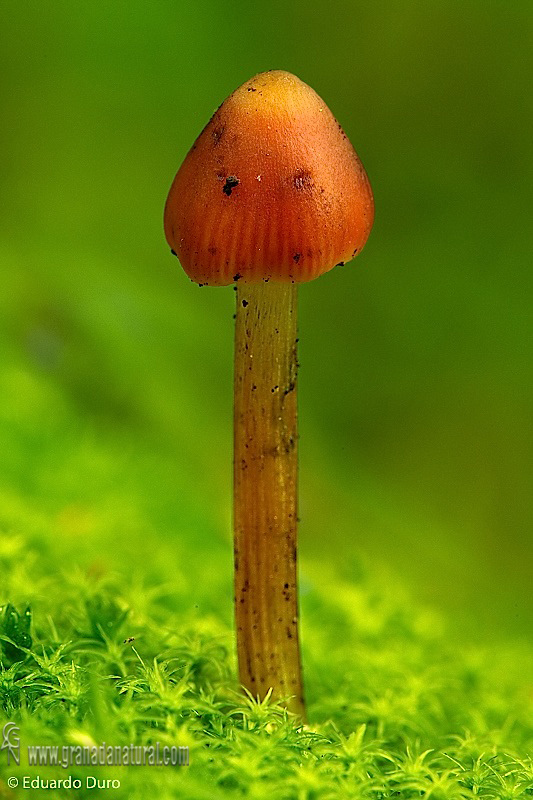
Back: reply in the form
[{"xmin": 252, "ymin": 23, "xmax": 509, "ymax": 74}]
[
  {"xmin": 1, "ymin": 312, "xmax": 532, "ymax": 798},
  {"xmin": 1, "ymin": 514, "xmax": 533, "ymax": 798}
]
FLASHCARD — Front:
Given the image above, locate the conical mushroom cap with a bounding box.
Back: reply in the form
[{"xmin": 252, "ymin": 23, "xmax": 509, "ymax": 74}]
[{"xmin": 164, "ymin": 70, "xmax": 374, "ymax": 285}]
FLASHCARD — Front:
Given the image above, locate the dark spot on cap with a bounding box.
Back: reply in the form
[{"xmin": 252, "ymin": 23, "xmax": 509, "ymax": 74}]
[
  {"xmin": 223, "ymin": 175, "xmax": 240, "ymax": 196},
  {"xmin": 293, "ymin": 253, "xmax": 301, "ymax": 263},
  {"xmin": 293, "ymin": 169, "xmax": 313, "ymax": 191},
  {"xmin": 242, "ymin": 299, "xmax": 248, "ymax": 307},
  {"xmin": 208, "ymin": 246, "xmax": 217, "ymax": 255},
  {"xmin": 212, "ymin": 125, "xmax": 225, "ymax": 146},
  {"xmin": 233, "ymin": 272, "xmax": 242, "ymax": 281},
  {"xmin": 335, "ymin": 261, "xmax": 345, "ymax": 267},
  {"xmin": 247, "ymin": 87, "xmax": 257, "ymax": 92},
  {"xmin": 352, "ymin": 248, "xmax": 358, "ymax": 257}
]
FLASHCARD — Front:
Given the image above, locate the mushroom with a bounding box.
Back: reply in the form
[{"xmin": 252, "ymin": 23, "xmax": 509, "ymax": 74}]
[{"xmin": 164, "ymin": 70, "xmax": 374, "ymax": 718}]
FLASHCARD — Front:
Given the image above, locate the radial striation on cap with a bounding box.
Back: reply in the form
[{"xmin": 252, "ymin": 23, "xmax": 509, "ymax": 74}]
[{"xmin": 164, "ymin": 70, "xmax": 374, "ymax": 286}]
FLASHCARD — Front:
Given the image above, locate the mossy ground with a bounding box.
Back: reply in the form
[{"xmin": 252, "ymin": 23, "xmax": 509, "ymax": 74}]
[{"xmin": 1, "ymin": 371, "xmax": 533, "ymax": 798}]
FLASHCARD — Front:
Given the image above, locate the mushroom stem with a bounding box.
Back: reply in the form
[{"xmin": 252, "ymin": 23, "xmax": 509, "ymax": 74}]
[{"xmin": 234, "ymin": 281, "xmax": 305, "ymax": 717}]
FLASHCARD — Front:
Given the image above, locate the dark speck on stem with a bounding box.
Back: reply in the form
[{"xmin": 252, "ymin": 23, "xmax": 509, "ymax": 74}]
[{"xmin": 242, "ymin": 299, "xmax": 248, "ymax": 307}]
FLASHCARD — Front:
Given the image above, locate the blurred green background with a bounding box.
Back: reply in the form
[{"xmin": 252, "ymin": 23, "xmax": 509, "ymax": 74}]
[{"xmin": 1, "ymin": 1, "xmax": 531, "ymax": 639}]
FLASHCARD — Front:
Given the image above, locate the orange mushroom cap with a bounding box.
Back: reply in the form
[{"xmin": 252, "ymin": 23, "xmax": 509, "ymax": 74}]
[{"xmin": 164, "ymin": 70, "xmax": 374, "ymax": 286}]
